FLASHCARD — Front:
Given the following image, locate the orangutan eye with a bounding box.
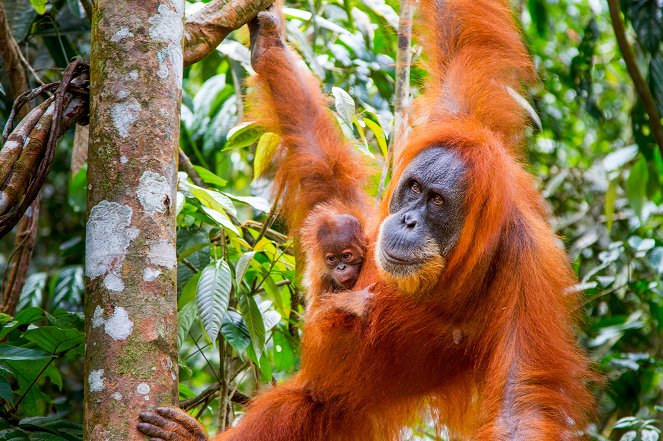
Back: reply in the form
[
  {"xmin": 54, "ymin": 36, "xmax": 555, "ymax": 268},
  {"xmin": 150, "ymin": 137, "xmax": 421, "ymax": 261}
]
[
  {"xmin": 326, "ymin": 255, "xmax": 337, "ymax": 264},
  {"xmin": 410, "ymin": 181, "xmax": 422, "ymax": 194},
  {"xmin": 342, "ymin": 252, "xmax": 352, "ymax": 260},
  {"xmin": 431, "ymin": 194, "xmax": 444, "ymax": 206}
]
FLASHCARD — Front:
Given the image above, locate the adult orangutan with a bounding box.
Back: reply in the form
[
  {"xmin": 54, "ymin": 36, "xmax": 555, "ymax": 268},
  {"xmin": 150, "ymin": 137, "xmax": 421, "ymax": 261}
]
[{"xmin": 138, "ymin": 0, "xmax": 595, "ymax": 439}]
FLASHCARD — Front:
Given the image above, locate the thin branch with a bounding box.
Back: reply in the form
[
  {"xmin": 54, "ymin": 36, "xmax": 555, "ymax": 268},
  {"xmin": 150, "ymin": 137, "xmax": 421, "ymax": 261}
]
[
  {"xmin": 179, "ymin": 148, "xmax": 205, "ymax": 187},
  {"xmin": 607, "ymin": 0, "xmax": 663, "ymax": 156},
  {"xmin": 180, "ymin": 383, "xmax": 250, "ymax": 410},
  {"xmin": 377, "ymin": 0, "xmax": 416, "ymax": 198},
  {"xmin": 183, "ymin": 0, "xmax": 274, "ymax": 67},
  {"xmin": 578, "ymin": 272, "xmax": 657, "ymax": 309}
]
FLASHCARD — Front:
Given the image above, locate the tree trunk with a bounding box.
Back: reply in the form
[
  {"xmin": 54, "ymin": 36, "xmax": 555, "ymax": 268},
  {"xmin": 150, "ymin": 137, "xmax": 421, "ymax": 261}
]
[{"xmin": 84, "ymin": 1, "xmax": 183, "ymax": 439}]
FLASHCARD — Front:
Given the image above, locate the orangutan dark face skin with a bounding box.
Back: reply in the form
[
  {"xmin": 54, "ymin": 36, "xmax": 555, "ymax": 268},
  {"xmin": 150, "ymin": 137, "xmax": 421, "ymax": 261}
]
[
  {"xmin": 318, "ymin": 214, "xmax": 365, "ymax": 290},
  {"xmin": 377, "ymin": 146, "xmax": 468, "ymax": 279}
]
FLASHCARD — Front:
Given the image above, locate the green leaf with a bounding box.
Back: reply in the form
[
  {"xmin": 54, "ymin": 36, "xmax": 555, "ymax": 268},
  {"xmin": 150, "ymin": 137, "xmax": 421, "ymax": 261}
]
[
  {"xmin": 28, "ymin": 0, "xmax": 47, "ymax": 14},
  {"xmin": 221, "ymin": 311, "xmax": 251, "ymax": 353},
  {"xmin": 0, "ymin": 377, "xmax": 14, "ymax": 406},
  {"xmin": 239, "ymin": 293, "xmax": 265, "ymax": 362},
  {"xmin": 626, "ymin": 156, "xmax": 649, "ymax": 217},
  {"xmin": 363, "ymin": 117, "xmax": 388, "ymax": 158},
  {"xmin": 0, "ymin": 346, "xmax": 50, "ymax": 361},
  {"xmin": 263, "ymin": 310, "xmax": 281, "ymax": 332},
  {"xmin": 49, "ymin": 266, "xmax": 84, "ymax": 311},
  {"xmin": 235, "ymin": 252, "xmax": 256, "ymax": 287},
  {"xmin": 224, "ymin": 121, "xmax": 264, "ymax": 150},
  {"xmin": 0, "ymin": 429, "xmax": 29, "ymax": 441},
  {"xmin": 177, "ymin": 302, "xmax": 197, "ymax": 347},
  {"xmin": 224, "ymin": 193, "xmax": 271, "ymax": 213},
  {"xmin": 23, "ymin": 327, "xmax": 83, "ymax": 355},
  {"xmin": 178, "ymin": 272, "xmax": 200, "ymax": 310},
  {"xmin": 192, "ymin": 166, "xmax": 227, "ymax": 188},
  {"xmin": 284, "ymin": 8, "xmax": 352, "ymax": 35},
  {"xmin": 189, "ymin": 184, "xmax": 237, "ymax": 218},
  {"xmin": 200, "ymin": 206, "xmax": 240, "ymax": 235},
  {"xmin": 605, "ymin": 179, "xmax": 617, "ymax": 232},
  {"xmin": 253, "ymin": 132, "xmax": 281, "ymax": 181},
  {"xmin": 332, "ymin": 87, "xmax": 356, "ymax": 126},
  {"xmin": 196, "ymin": 260, "xmax": 232, "ymax": 342},
  {"xmin": 527, "ymin": 0, "xmax": 548, "ymax": 36},
  {"xmin": 19, "ymin": 416, "xmax": 82, "ymax": 441},
  {"xmin": 625, "ymin": 0, "xmax": 663, "ymax": 53},
  {"xmin": 273, "ymin": 331, "xmax": 297, "ymax": 372},
  {"xmin": 0, "ymin": 307, "xmax": 45, "ymax": 338}
]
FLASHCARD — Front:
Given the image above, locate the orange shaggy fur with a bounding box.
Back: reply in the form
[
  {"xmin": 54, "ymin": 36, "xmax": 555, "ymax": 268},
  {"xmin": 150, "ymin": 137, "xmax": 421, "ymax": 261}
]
[{"xmin": 214, "ymin": 0, "xmax": 595, "ymax": 439}]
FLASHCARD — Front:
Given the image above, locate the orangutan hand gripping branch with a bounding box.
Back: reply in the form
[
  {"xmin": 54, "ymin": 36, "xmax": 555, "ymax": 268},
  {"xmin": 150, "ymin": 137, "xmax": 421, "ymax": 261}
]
[{"xmin": 138, "ymin": 0, "xmax": 595, "ymax": 439}]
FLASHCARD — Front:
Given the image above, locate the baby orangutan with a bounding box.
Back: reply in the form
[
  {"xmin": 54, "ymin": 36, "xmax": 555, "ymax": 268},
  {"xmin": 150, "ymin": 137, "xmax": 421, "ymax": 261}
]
[
  {"xmin": 301, "ymin": 202, "xmax": 367, "ymax": 297},
  {"xmin": 300, "ymin": 201, "xmax": 372, "ymax": 324}
]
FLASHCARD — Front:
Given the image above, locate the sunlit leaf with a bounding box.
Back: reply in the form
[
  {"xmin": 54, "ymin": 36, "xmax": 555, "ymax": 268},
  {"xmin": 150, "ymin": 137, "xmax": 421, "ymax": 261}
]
[
  {"xmin": 332, "ymin": 87, "xmax": 356, "ymax": 126},
  {"xmin": 363, "ymin": 117, "xmax": 388, "ymax": 158},
  {"xmin": 28, "ymin": 0, "xmax": 46, "ymax": 14},
  {"xmin": 224, "ymin": 121, "xmax": 263, "ymax": 150},
  {"xmin": 253, "ymin": 132, "xmax": 281, "ymax": 181},
  {"xmin": 224, "ymin": 193, "xmax": 271, "ymax": 213},
  {"xmin": 284, "ymin": 8, "xmax": 351, "ymax": 35},
  {"xmin": 235, "ymin": 252, "xmax": 256, "ymax": 286}
]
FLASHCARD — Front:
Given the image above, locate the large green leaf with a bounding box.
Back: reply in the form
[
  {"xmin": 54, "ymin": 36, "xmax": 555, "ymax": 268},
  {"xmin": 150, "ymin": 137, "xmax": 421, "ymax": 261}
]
[
  {"xmin": 23, "ymin": 327, "xmax": 83, "ymax": 355},
  {"xmin": 253, "ymin": 132, "xmax": 281, "ymax": 182},
  {"xmin": 223, "ymin": 121, "xmax": 264, "ymax": 150},
  {"xmin": 49, "ymin": 266, "xmax": 84, "ymax": 311},
  {"xmin": 625, "ymin": 0, "xmax": 663, "ymax": 53},
  {"xmin": 0, "ymin": 346, "xmax": 49, "ymax": 361},
  {"xmin": 196, "ymin": 260, "xmax": 232, "ymax": 342},
  {"xmin": 332, "ymin": 87, "xmax": 356, "ymax": 126},
  {"xmin": 177, "ymin": 302, "xmax": 197, "ymax": 348},
  {"xmin": 239, "ymin": 293, "xmax": 265, "ymax": 362},
  {"xmin": 235, "ymin": 252, "xmax": 256, "ymax": 287},
  {"xmin": 221, "ymin": 311, "xmax": 251, "ymax": 353},
  {"xmin": 626, "ymin": 156, "xmax": 649, "ymax": 217}
]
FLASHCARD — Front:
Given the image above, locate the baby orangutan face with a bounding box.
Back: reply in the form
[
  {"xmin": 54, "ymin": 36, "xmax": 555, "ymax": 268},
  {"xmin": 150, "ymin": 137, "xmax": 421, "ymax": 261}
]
[{"xmin": 317, "ymin": 214, "xmax": 366, "ymax": 291}]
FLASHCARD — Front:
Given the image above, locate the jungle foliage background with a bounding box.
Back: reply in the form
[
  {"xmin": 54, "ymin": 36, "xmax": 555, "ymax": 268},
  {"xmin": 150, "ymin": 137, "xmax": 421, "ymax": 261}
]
[{"xmin": 0, "ymin": 0, "xmax": 661, "ymax": 439}]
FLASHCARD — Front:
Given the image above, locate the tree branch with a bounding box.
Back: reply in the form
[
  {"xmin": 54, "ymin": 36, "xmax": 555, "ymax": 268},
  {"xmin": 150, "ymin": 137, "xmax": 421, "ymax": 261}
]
[
  {"xmin": 607, "ymin": 0, "xmax": 663, "ymax": 156},
  {"xmin": 183, "ymin": 0, "xmax": 273, "ymax": 67},
  {"xmin": 377, "ymin": 0, "xmax": 416, "ymax": 198}
]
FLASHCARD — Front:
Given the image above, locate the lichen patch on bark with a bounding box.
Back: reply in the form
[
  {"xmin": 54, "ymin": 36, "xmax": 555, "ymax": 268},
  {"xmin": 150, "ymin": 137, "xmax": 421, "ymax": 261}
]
[
  {"xmin": 148, "ymin": 3, "xmax": 184, "ymax": 86},
  {"xmin": 91, "ymin": 305, "xmax": 134, "ymax": 340},
  {"xmin": 111, "ymin": 27, "xmax": 134, "ymax": 42},
  {"xmin": 137, "ymin": 171, "xmax": 171, "ymax": 215},
  {"xmin": 143, "ymin": 267, "xmax": 162, "ymax": 281},
  {"xmin": 136, "ymin": 383, "xmax": 150, "ymax": 395},
  {"xmin": 148, "ymin": 239, "xmax": 177, "ymax": 268},
  {"xmin": 85, "ymin": 201, "xmax": 139, "ymax": 292},
  {"xmin": 88, "ymin": 369, "xmax": 106, "ymax": 392},
  {"xmin": 111, "ymin": 99, "xmax": 141, "ymax": 138}
]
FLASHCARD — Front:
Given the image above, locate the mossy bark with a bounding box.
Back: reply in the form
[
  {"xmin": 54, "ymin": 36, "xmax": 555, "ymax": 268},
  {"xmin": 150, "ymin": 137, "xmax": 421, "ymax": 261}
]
[{"xmin": 84, "ymin": 1, "xmax": 183, "ymax": 439}]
